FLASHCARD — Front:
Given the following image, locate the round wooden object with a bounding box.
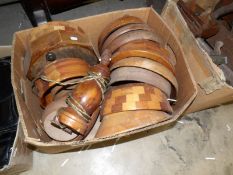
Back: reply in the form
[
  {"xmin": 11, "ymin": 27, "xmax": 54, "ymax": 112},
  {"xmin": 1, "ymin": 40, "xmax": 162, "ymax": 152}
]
[
  {"xmin": 101, "ymin": 83, "xmax": 173, "ymax": 117},
  {"xmin": 110, "ymin": 49, "xmax": 175, "ymax": 74},
  {"xmin": 102, "ymin": 30, "xmax": 161, "ymax": 54},
  {"xmin": 110, "ymin": 57, "xmax": 178, "ymax": 94},
  {"xmin": 109, "ymin": 67, "xmax": 172, "ymax": 97},
  {"xmin": 117, "ymin": 39, "xmax": 176, "ymax": 66},
  {"xmin": 95, "ymin": 110, "xmax": 171, "ymax": 138},
  {"xmin": 27, "ymin": 21, "xmax": 96, "ymax": 80},
  {"xmin": 101, "ymin": 23, "xmax": 153, "ymax": 53},
  {"xmin": 42, "ymin": 97, "xmax": 78, "ymax": 141},
  {"xmin": 98, "ymin": 15, "xmax": 143, "ymax": 51},
  {"xmin": 34, "ymin": 58, "xmax": 89, "ymax": 107}
]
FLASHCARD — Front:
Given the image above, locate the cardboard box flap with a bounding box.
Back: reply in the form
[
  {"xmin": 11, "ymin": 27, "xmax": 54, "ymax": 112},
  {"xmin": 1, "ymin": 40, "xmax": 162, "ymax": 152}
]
[{"xmin": 161, "ymin": 0, "xmax": 232, "ymax": 94}]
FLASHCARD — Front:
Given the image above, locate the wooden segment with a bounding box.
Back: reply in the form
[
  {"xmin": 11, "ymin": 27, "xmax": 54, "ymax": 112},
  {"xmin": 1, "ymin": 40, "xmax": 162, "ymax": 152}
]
[
  {"xmin": 98, "ymin": 15, "xmax": 143, "ymax": 51},
  {"xmin": 95, "ymin": 110, "xmax": 171, "ymax": 138},
  {"xmin": 109, "ymin": 67, "xmax": 172, "ymax": 97},
  {"xmin": 110, "ymin": 57, "xmax": 178, "ymax": 94},
  {"xmin": 34, "ymin": 58, "xmax": 89, "ymax": 108},
  {"xmin": 102, "ymin": 30, "xmax": 161, "ymax": 55},
  {"xmin": 101, "ymin": 23, "xmax": 154, "ymax": 53},
  {"xmin": 26, "ymin": 21, "xmax": 97, "ymax": 80},
  {"xmin": 110, "ymin": 49, "xmax": 175, "ymax": 74},
  {"xmin": 117, "ymin": 39, "xmax": 175, "ymax": 65},
  {"xmin": 102, "ymin": 83, "xmax": 173, "ymax": 116}
]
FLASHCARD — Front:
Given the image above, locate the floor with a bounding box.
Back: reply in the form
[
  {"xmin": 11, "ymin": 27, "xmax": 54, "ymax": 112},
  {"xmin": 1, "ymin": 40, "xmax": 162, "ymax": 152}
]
[{"xmin": 0, "ymin": 0, "xmax": 232, "ymax": 175}]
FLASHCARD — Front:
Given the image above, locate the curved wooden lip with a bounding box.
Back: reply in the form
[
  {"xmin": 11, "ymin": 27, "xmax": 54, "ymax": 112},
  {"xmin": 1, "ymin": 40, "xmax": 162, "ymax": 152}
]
[
  {"xmin": 110, "ymin": 57, "xmax": 178, "ymax": 94},
  {"xmin": 109, "ymin": 66, "xmax": 172, "ymax": 97},
  {"xmin": 95, "ymin": 110, "xmax": 171, "ymax": 138},
  {"xmin": 116, "ymin": 39, "xmax": 174, "ymax": 65},
  {"xmin": 34, "ymin": 58, "xmax": 89, "ymax": 103},
  {"xmin": 102, "ymin": 30, "xmax": 162, "ymax": 55},
  {"xmin": 110, "ymin": 49, "xmax": 175, "ymax": 74},
  {"xmin": 27, "ymin": 44, "xmax": 96, "ymax": 80},
  {"xmin": 101, "ymin": 83, "xmax": 173, "ymax": 116},
  {"xmin": 98, "ymin": 15, "xmax": 144, "ymax": 51},
  {"xmin": 101, "ymin": 23, "xmax": 153, "ymax": 53}
]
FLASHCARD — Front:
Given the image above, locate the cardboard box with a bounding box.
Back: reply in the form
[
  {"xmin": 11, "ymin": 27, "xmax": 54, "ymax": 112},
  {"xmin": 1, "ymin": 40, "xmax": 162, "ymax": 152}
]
[
  {"xmin": 0, "ymin": 46, "xmax": 32, "ymax": 175},
  {"xmin": 12, "ymin": 8, "xmax": 197, "ymax": 153},
  {"xmin": 161, "ymin": 1, "xmax": 233, "ymax": 113}
]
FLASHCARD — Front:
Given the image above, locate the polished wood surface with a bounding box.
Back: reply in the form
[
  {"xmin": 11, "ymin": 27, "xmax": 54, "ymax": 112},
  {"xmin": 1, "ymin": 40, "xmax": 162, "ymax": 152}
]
[
  {"xmin": 101, "ymin": 23, "xmax": 153, "ymax": 53},
  {"xmin": 117, "ymin": 40, "xmax": 175, "ymax": 66},
  {"xmin": 57, "ymin": 53, "xmax": 110, "ymax": 134},
  {"xmin": 26, "ymin": 21, "xmax": 97, "ymax": 80},
  {"xmin": 95, "ymin": 110, "xmax": 171, "ymax": 138},
  {"xmin": 102, "ymin": 83, "xmax": 173, "ymax": 116},
  {"xmin": 98, "ymin": 15, "xmax": 143, "ymax": 51},
  {"xmin": 102, "ymin": 30, "xmax": 161, "ymax": 54},
  {"xmin": 34, "ymin": 58, "xmax": 89, "ymax": 107},
  {"xmin": 110, "ymin": 57, "xmax": 178, "ymax": 94},
  {"xmin": 110, "ymin": 49, "xmax": 175, "ymax": 74},
  {"xmin": 109, "ymin": 67, "xmax": 172, "ymax": 97}
]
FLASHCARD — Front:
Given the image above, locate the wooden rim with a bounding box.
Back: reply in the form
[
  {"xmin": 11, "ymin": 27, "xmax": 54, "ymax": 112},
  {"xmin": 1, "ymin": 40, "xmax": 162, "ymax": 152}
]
[
  {"xmin": 34, "ymin": 58, "xmax": 89, "ymax": 107},
  {"xmin": 110, "ymin": 49, "xmax": 175, "ymax": 74},
  {"xmin": 101, "ymin": 23, "xmax": 153, "ymax": 53},
  {"xmin": 101, "ymin": 83, "xmax": 173, "ymax": 116},
  {"xmin": 110, "ymin": 57, "xmax": 178, "ymax": 94},
  {"xmin": 95, "ymin": 110, "xmax": 171, "ymax": 138},
  {"xmin": 102, "ymin": 30, "xmax": 161, "ymax": 54},
  {"xmin": 98, "ymin": 15, "xmax": 143, "ymax": 51},
  {"xmin": 109, "ymin": 67, "xmax": 172, "ymax": 97}
]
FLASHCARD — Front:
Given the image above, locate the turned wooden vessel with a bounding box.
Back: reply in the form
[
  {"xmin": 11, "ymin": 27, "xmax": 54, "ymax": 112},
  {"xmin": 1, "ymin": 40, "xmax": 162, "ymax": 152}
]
[
  {"xmin": 34, "ymin": 58, "xmax": 89, "ymax": 108},
  {"xmin": 100, "ymin": 23, "xmax": 154, "ymax": 53},
  {"xmin": 57, "ymin": 51, "xmax": 111, "ymax": 134},
  {"xmin": 98, "ymin": 15, "xmax": 143, "ymax": 51},
  {"xmin": 101, "ymin": 83, "xmax": 173, "ymax": 116},
  {"xmin": 102, "ymin": 30, "xmax": 162, "ymax": 54},
  {"xmin": 109, "ymin": 67, "xmax": 172, "ymax": 97},
  {"xmin": 95, "ymin": 110, "xmax": 171, "ymax": 138},
  {"xmin": 110, "ymin": 57, "xmax": 178, "ymax": 95},
  {"xmin": 110, "ymin": 47, "xmax": 175, "ymax": 74},
  {"xmin": 26, "ymin": 21, "xmax": 98, "ymax": 80},
  {"xmin": 96, "ymin": 83, "xmax": 173, "ymax": 138}
]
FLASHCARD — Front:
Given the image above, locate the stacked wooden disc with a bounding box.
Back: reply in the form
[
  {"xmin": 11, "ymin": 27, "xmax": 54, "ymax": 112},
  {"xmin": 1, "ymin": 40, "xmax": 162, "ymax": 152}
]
[
  {"xmin": 26, "ymin": 21, "xmax": 103, "ymax": 141},
  {"xmin": 95, "ymin": 15, "xmax": 178, "ymax": 138}
]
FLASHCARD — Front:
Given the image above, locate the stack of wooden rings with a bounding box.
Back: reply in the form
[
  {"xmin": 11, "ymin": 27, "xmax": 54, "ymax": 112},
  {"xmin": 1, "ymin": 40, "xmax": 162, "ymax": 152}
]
[
  {"xmin": 95, "ymin": 15, "xmax": 178, "ymax": 138},
  {"xmin": 27, "ymin": 22, "xmax": 110, "ymax": 142}
]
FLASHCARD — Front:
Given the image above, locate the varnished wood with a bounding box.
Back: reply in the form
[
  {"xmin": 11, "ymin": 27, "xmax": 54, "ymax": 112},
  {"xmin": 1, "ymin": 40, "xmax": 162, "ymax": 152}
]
[
  {"xmin": 98, "ymin": 15, "xmax": 143, "ymax": 51},
  {"xmin": 95, "ymin": 110, "xmax": 171, "ymax": 138},
  {"xmin": 102, "ymin": 30, "xmax": 161, "ymax": 55},
  {"xmin": 117, "ymin": 39, "xmax": 175, "ymax": 65},
  {"xmin": 34, "ymin": 58, "xmax": 89, "ymax": 108},
  {"xmin": 57, "ymin": 52, "xmax": 110, "ymax": 134},
  {"xmin": 110, "ymin": 57, "xmax": 178, "ymax": 94},
  {"xmin": 109, "ymin": 67, "xmax": 172, "ymax": 97},
  {"xmin": 26, "ymin": 21, "xmax": 97, "ymax": 80},
  {"xmin": 110, "ymin": 49, "xmax": 175, "ymax": 74},
  {"xmin": 101, "ymin": 83, "xmax": 173, "ymax": 117},
  {"xmin": 100, "ymin": 23, "xmax": 153, "ymax": 53}
]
